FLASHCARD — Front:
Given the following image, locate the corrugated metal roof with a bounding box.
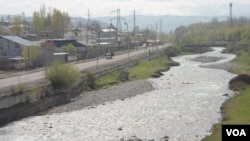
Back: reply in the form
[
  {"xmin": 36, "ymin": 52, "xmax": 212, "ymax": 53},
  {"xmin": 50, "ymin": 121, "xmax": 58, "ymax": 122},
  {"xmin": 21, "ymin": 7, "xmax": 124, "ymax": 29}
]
[
  {"xmin": 101, "ymin": 28, "xmax": 116, "ymax": 32},
  {"xmin": 1, "ymin": 36, "xmax": 34, "ymax": 46}
]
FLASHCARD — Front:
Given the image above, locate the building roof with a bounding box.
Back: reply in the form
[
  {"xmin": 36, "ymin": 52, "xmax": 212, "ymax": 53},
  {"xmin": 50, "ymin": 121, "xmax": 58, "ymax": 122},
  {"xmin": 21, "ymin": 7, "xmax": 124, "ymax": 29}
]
[
  {"xmin": 1, "ymin": 36, "xmax": 34, "ymax": 46},
  {"xmin": 101, "ymin": 28, "xmax": 116, "ymax": 32},
  {"xmin": 47, "ymin": 39, "xmax": 86, "ymax": 48}
]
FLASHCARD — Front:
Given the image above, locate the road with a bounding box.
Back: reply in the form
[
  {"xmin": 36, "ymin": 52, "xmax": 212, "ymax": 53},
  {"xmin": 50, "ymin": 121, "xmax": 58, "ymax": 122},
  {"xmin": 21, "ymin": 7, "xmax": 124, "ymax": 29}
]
[{"xmin": 0, "ymin": 45, "xmax": 167, "ymax": 89}]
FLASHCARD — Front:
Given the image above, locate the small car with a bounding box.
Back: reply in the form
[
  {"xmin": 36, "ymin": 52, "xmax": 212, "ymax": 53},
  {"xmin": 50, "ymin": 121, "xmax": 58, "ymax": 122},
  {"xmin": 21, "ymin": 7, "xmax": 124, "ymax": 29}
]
[{"xmin": 105, "ymin": 52, "xmax": 112, "ymax": 59}]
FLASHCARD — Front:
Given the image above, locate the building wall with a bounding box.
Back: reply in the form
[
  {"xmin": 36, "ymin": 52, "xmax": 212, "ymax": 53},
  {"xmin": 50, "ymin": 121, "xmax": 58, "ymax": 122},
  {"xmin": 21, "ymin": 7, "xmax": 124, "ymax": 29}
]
[
  {"xmin": 0, "ymin": 38, "xmax": 23, "ymax": 57},
  {"xmin": 0, "ymin": 59, "xmax": 26, "ymax": 70}
]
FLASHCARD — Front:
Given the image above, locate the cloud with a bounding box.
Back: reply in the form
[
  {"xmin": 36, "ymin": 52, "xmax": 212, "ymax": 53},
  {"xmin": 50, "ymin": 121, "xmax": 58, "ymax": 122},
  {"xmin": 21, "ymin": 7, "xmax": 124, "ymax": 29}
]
[{"xmin": 0, "ymin": 0, "xmax": 249, "ymax": 17}]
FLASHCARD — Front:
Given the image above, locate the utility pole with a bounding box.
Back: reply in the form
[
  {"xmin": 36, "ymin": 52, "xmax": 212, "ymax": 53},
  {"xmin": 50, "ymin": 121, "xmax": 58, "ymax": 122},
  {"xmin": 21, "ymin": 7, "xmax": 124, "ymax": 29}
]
[
  {"xmin": 86, "ymin": 9, "xmax": 90, "ymax": 45},
  {"xmin": 160, "ymin": 19, "xmax": 163, "ymax": 43},
  {"xmin": 134, "ymin": 10, "xmax": 136, "ymax": 35},
  {"xmin": 115, "ymin": 9, "xmax": 123, "ymax": 46},
  {"xmin": 96, "ymin": 31, "xmax": 100, "ymax": 69},
  {"xmin": 155, "ymin": 22, "xmax": 157, "ymax": 50},
  {"xmin": 116, "ymin": 8, "xmax": 119, "ymax": 45},
  {"xmin": 229, "ymin": 3, "xmax": 233, "ymax": 27},
  {"xmin": 124, "ymin": 22, "xmax": 129, "ymax": 58},
  {"xmin": 160, "ymin": 19, "xmax": 162, "ymax": 43}
]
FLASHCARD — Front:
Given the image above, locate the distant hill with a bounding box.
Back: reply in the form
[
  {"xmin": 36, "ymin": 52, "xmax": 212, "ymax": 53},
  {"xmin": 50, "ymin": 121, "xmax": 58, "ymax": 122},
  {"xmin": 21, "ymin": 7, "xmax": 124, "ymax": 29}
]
[
  {"xmin": 0, "ymin": 14, "xmax": 228, "ymax": 33},
  {"xmin": 92, "ymin": 15, "xmax": 228, "ymax": 32}
]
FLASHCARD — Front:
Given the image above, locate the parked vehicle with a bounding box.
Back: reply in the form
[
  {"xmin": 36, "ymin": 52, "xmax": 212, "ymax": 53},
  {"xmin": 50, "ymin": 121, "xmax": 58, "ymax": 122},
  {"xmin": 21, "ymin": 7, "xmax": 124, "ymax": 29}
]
[{"xmin": 105, "ymin": 52, "xmax": 112, "ymax": 59}]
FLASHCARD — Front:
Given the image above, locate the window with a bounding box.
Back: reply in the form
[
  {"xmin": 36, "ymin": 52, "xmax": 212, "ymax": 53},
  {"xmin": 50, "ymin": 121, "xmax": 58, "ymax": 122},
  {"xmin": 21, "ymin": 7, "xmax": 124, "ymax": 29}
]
[{"xmin": 15, "ymin": 43, "xmax": 20, "ymax": 49}]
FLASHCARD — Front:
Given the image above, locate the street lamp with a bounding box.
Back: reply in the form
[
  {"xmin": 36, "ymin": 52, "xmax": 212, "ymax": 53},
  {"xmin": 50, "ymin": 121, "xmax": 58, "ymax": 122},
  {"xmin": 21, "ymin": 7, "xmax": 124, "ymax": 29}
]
[
  {"xmin": 109, "ymin": 23, "xmax": 113, "ymax": 52},
  {"xmin": 92, "ymin": 29, "xmax": 102, "ymax": 69},
  {"xmin": 155, "ymin": 19, "xmax": 162, "ymax": 50},
  {"xmin": 124, "ymin": 22, "xmax": 129, "ymax": 58}
]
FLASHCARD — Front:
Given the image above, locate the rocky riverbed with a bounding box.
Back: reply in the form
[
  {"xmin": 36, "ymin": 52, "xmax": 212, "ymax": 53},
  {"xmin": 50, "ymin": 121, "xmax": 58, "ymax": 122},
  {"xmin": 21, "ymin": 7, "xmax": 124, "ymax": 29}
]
[
  {"xmin": 0, "ymin": 47, "xmax": 238, "ymax": 141},
  {"xmin": 190, "ymin": 55, "xmax": 241, "ymax": 71},
  {"xmin": 44, "ymin": 80, "xmax": 154, "ymax": 115}
]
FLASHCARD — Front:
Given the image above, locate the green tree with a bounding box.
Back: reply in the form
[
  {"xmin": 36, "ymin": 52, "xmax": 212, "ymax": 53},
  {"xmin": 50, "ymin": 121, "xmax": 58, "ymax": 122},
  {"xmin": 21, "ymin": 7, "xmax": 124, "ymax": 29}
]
[
  {"xmin": 12, "ymin": 15, "xmax": 22, "ymax": 36},
  {"xmin": 48, "ymin": 61, "xmax": 81, "ymax": 89},
  {"xmin": 123, "ymin": 35, "xmax": 132, "ymax": 49},
  {"xmin": 22, "ymin": 46, "xmax": 39, "ymax": 61},
  {"xmin": 61, "ymin": 43, "xmax": 77, "ymax": 55},
  {"xmin": 51, "ymin": 9, "xmax": 70, "ymax": 38},
  {"xmin": 31, "ymin": 4, "xmax": 71, "ymax": 38},
  {"xmin": 32, "ymin": 11, "xmax": 41, "ymax": 34}
]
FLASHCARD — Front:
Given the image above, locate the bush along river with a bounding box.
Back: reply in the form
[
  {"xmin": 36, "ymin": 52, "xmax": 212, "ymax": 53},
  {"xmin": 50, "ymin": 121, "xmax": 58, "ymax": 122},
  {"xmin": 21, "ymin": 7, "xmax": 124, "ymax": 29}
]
[{"xmin": 0, "ymin": 47, "xmax": 237, "ymax": 141}]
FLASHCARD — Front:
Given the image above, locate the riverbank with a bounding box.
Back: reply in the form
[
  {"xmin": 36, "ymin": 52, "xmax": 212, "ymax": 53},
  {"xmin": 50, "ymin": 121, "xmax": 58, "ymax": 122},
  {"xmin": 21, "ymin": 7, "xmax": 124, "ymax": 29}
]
[
  {"xmin": 47, "ymin": 55, "xmax": 237, "ymax": 115},
  {"xmin": 0, "ymin": 48, "xmax": 236, "ymax": 141},
  {"xmin": 44, "ymin": 55, "xmax": 177, "ymax": 115},
  {"xmin": 202, "ymin": 50, "xmax": 250, "ymax": 141},
  {"xmin": 44, "ymin": 80, "xmax": 154, "ymax": 114}
]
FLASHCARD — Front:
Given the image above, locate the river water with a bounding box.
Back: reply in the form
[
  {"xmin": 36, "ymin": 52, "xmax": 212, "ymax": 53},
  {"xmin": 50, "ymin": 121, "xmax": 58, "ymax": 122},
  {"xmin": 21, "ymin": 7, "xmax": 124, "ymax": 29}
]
[{"xmin": 0, "ymin": 48, "xmax": 237, "ymax": 141}]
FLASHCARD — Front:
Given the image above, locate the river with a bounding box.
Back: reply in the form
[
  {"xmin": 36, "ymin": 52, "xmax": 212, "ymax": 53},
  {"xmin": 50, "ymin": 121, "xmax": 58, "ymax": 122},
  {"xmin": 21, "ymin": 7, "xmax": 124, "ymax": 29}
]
[{"xmin": 0, "ymin": 47, "xmax": 237, "ymax": 141}]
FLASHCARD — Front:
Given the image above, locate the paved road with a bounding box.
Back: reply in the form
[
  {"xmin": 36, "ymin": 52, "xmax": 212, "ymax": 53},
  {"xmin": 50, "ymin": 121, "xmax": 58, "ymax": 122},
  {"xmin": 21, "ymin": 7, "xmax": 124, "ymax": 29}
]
[{"xmin": 0, "ymin": 45, "xmax": 167, "ymax": 89}]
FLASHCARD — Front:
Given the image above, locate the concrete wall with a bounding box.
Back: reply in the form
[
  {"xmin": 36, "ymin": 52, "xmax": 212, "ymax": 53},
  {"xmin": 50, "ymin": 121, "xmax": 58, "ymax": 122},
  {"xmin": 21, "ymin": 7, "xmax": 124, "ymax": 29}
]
[{"xmin": 0, "ymin": 49, "xmax": 164, "ymax": 126}]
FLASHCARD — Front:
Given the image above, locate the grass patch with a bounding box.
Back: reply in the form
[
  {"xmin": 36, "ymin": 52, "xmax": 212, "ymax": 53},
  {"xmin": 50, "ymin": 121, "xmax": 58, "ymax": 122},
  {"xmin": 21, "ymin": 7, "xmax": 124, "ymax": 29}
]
[
  {"xmin": 128, "ymin": 56, "xmax": 169, "ymax": 80},
  {"xmin": 95, "ymin": 71, "xmax": 121, "ymax": 88},
  {"xmin": 202, "ymin": 87, "xmax": 250, "ymax": 141},
  {"xmin": 91, "ymin": 56, "xmax": 169, "ymax": 90},
  {"xmin": 231, "ymin": 51, "xmax": 250, "ymax": 74}
]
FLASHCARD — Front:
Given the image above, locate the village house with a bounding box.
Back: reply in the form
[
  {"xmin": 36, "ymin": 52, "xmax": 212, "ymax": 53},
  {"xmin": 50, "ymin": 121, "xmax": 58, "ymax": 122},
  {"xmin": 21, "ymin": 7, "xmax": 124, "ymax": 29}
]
[
  {"xmin": 45, "ymin": 39, "xmax": 87, "ymax": 60},
  {"xmin": 0, "ymin": 36, "xmax": 39, "ymax": 70},
  {"xmin": 0, "ymin": 36, "xmax": 36, "ymax": 57}
]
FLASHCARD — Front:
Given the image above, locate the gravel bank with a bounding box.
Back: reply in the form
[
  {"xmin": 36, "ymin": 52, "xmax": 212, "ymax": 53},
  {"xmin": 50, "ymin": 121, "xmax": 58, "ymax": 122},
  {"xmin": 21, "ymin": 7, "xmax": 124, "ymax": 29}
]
[
  {"xmin": 190, "ymin": 55, "xmax": 241, "ymax": 71},
  {"xmin": 45, "ymin": 80, "xmax": 154, "ymax": 114},
  {"xmin": 190, "ymin": 56, "xmax": 225, "ymax": 63},
  {"xmin": 200, "ymin": 62, "xmax": 242, "ymax": 71}
]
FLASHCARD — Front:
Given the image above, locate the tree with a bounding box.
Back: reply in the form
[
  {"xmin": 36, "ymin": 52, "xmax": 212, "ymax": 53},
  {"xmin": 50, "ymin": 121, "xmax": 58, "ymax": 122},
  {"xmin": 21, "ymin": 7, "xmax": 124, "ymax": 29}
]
[
  {"xmin": 51, "ymin": 9, "xmax": 71, "ymax": 38},
  {"xmin": 40, "ymin": 41, "xmax": 56, "ymax": 65},
  {"xmin": 31, "ymin": 4, "xmax": 71, "ymax": 38},
  {"xmin": 12, "ymin": 15, "xmax": 22, "ymax": 36},
  {"xmin": 90, "ymin": 20, "xmax": 101, "ymax": 31},
  {"xmin": 32, "ymin": 11, "xmax": 41, "ymax": 34},
  {"xmin": 61, "ymin": 43, "xmax": 77, "ymax": 55},
  {"xmin": 123, "ymin": 35, "xmax": 132, "ymax": 49},
  {"xmin": 22, "ymin": 45, "xmax": 39, "ymax": 61}
]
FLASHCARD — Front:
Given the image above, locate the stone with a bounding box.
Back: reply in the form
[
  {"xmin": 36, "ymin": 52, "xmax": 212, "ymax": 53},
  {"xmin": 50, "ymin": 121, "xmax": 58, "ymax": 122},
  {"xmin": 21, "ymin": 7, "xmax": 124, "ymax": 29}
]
[
  {"xmin": 160, "ymin": 135, "xmax": 169, "ymax": 141},
  {"xmin": 223, "ymin": 93, "xmax": 229, "ymax": 97},
  {"xmin": 118, "ymin": 71, "xmax": 129, "ymax": 81},
  {"xmin": 167, "ymin": 61, "xmax": 180, "ymax": 67},
  {"xmin": 118, "ymin": 127, "xmax": 123, "ymax": 131}
]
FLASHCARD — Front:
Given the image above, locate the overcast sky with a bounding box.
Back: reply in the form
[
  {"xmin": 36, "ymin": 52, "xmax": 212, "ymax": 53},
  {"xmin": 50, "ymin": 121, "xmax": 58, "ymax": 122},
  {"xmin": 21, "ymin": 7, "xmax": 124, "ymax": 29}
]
[{"xmin": 0, "ymin": 0, "xmax": 249, "ymax": 17}]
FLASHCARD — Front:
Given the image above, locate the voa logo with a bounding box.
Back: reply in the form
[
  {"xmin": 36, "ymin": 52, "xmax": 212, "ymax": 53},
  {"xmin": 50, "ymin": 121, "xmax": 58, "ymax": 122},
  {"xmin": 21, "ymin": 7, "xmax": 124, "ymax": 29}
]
[{"xmin": 226, "ymin": 129, "xmax": 246, "ymax": 136}]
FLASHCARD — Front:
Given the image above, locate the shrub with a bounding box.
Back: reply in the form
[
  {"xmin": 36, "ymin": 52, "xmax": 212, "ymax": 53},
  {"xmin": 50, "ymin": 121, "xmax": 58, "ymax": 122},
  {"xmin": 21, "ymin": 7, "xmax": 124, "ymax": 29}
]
[
  {"xmin": 11, "ymin": 83, "xmax": 27, "ymax": 95},
  {"xmin": 165, "ymin": 44, "xmax": 181, "ymax": 57},
  {"xmin": 48, "ymin": 61, "xmax": 81, "ymax": 89},
  {"xmin": 85, "ymin": 71, "xmax": 96, "ymax": 90},
  {"xmin": 26, "ymin": 87, "xmax": 37, "ymax": 103}
]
